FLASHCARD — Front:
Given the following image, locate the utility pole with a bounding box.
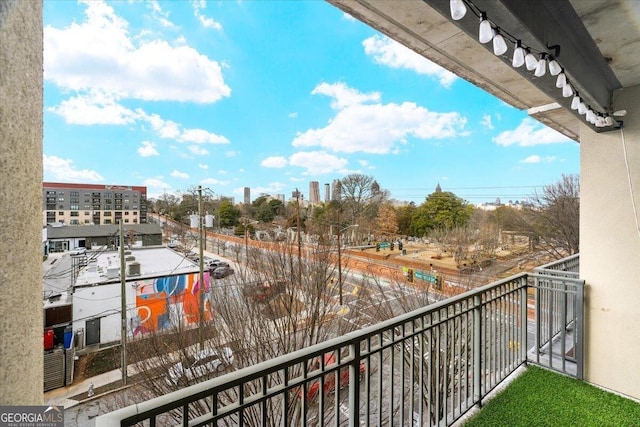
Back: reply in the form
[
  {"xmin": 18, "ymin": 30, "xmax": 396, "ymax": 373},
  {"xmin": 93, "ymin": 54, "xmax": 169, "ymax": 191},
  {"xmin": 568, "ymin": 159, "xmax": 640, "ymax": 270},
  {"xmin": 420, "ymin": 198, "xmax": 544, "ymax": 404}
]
[
  {"xmin": 119, "ymin": 221, "xmax": 127, "ymax": 385},
  {"xmin": 296, "ymin": 189, "xmax": 302, "ymax": 286},
  {"xmin": 197, "ymin": 186, "xmax": 205, "ymax": 351}
]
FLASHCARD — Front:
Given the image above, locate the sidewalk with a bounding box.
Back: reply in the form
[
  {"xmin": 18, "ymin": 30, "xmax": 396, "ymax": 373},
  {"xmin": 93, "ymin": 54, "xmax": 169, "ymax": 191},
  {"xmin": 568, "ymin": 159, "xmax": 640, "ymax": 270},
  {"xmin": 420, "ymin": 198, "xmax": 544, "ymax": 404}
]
[{"xmin": 44, "ymin": 366, "xmax": 127, "ymax": 409}]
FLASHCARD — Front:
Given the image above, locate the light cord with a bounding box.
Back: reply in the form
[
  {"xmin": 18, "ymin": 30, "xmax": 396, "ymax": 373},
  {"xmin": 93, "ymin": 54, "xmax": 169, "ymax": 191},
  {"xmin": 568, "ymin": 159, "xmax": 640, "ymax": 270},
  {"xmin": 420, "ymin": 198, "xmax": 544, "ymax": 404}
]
[{"xmin": 620, "ymin": 127, "xmax": 640, "ymax": 239}]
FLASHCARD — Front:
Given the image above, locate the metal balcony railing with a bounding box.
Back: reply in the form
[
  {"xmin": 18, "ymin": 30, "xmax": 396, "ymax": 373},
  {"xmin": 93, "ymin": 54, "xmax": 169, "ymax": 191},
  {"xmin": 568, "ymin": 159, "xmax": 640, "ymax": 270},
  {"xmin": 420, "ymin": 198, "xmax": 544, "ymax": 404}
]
[
  {"xmin": 532, "ymin": 254, "xmax": 583, "ymax": 379},
  {"xmin": 96, "ymin": 257, "xmax": 583, "ymax": 427}
]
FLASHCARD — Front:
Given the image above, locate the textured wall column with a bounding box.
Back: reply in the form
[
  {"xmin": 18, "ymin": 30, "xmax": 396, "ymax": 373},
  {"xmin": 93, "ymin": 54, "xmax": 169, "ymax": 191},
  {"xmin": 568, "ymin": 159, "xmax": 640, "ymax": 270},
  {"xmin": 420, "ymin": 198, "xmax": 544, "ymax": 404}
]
[
  {"xmin": 0, "ymin": 0, "xmax": 44, "ymax": 404},
  {"xmin": 581, "ymin": 84, "xmax": 640, "ymax": 401}
]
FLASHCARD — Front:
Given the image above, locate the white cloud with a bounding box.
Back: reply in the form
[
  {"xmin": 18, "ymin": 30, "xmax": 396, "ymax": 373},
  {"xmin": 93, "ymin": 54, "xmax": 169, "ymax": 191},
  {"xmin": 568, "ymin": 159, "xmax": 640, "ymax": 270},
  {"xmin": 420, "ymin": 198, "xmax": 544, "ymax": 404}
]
[
  {"xmin": 312, "ymin": 82, "xmax": 380, "ymax": 110},
  {"xmin": 289, "ymin": 151, "xmax": 349, "ymax": 175},
  {"xmin": 288, "ymin": 112, "xmax": 298, "ymax": 118},
  {"xmin": 139, "ymin": 111, "xmax": 229, "ymax": 144},
  {"xmin": 188, "ymin": 145, "xmax": 208, "ymax": 155},
  {"xmin": 520, "ymin": 155, "xmax": 557, "ymax": 164},
  {"xmin": 44, "ymin": 0, "xmax": 230, "ymax": 104},
  {"xmin": 179, "ymin": 128, "xmax": 229, "ymax": 144},
  {"xmin": 192, "ymin": 0, "xmax": 223, "ymax": 30},
  {"xmin": 144, "ymin": 177, "xmax": 172, "ymax": 193},
  {"xmin": 171, "ymin": 170, "xmax": 189, "ymax": 179},
  {"xmin": 44, "ymin": 155, "xmax": 104, "ymax": 182},
  {"xmin": 481, "ymin": 114, "xmax": 494, "ymax": 130},
  {"xmin": 201, "ymin": 178, "xmax": 230, "ymax": 186},
  {"xmin": 261, "ymin": 156, "xmax": 288, "ymax": 168},
  {"xmin": 138, "ymin": 141, "xmax": 159, "ymax": 157},
  {"xmin": 363, "ymin": 35, "xmax": 457, "ymax": 87},
  {"xmin": 198, "ymin": 163, "xmax": 208, "ymax": 170},
  {"xmin": 48, "ymin": 90, "xmax": 138, "ymax": 125},
  {"xmin": 342, "ymin": 12, "xmax": 356, "ymax": 22},
  {"xmin": 494, "ymin": 118, "xmax": 572, "ymax": 147},
  {"xmin": 293, "ymin": 82, "xmax": 466, "ymax": 154},
  {"xmin": 147, "ymin": 0, "xmax": 178, "ymax": 29}
]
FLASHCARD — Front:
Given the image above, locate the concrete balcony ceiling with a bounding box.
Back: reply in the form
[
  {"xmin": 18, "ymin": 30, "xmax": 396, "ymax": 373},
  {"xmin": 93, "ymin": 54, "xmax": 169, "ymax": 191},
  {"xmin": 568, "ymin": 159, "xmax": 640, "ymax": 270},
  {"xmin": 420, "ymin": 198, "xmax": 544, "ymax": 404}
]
[{"xmin": 327, "ymin": 0, "xmax": 640, "ymax": 141}]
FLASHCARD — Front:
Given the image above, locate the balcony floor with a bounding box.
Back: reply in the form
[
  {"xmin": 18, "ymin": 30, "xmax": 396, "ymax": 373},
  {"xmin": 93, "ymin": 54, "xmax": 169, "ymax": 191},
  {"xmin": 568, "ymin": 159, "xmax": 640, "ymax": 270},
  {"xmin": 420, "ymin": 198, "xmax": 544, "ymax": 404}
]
[{"xmin": 460, "ymin": 366, "xmax": 640, "ymax": 426}]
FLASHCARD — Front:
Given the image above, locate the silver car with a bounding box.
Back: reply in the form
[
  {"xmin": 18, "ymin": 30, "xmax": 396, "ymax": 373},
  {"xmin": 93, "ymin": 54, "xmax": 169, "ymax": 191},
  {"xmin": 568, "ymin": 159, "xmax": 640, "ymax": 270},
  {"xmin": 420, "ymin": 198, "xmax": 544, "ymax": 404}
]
[
  {"xmin": 69, "ymin": 247, "xmax": 86, "ymax": 256},
  {"xmin": 166, "ymin": 347, "xmax": 234, "ymax": 386}
]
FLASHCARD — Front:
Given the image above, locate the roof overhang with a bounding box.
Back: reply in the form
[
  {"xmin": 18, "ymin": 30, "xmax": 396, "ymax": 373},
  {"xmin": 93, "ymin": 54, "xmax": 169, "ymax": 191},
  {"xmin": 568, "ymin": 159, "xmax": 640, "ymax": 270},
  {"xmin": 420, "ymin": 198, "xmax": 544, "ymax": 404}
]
[{"xmin": 327, "ymin": 0, "xmax": 640, "ymax": 141}]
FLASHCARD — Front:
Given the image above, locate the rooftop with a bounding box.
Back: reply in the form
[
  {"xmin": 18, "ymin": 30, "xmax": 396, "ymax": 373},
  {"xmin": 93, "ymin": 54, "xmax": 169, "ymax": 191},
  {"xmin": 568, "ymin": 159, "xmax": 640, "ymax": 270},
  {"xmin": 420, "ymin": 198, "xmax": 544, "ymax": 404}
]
[{"xmin": 73, "ymin": 247, "xmax": 200, "ymax": 288}]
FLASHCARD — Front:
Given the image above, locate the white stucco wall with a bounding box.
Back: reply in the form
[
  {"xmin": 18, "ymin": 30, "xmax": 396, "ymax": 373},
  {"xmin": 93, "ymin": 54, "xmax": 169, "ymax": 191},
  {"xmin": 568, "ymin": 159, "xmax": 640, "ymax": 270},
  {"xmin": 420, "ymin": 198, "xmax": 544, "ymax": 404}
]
[{"xmin": 580, "ymin": 84, "xmax": 640, "ymax": 400}]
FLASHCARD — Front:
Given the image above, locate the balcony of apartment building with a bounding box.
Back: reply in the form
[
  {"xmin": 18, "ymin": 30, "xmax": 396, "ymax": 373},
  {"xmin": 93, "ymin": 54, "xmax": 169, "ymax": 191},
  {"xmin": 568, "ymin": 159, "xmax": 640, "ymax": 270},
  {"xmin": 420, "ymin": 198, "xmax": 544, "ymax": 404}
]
[
  {"xmin": 96, "ymin": 256, "xmax": 583, "ymax": 426},
  {"xmin": 2, "ymin": 0, "xmax": 640, "ymax": 415}
]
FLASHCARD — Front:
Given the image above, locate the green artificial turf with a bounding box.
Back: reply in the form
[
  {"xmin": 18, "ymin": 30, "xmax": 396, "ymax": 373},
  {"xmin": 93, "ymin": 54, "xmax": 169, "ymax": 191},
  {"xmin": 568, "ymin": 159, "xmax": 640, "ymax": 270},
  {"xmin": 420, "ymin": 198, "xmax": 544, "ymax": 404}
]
[{"xmin": 464, "ymin": 366, "xmax": 640, "ymax": 427}]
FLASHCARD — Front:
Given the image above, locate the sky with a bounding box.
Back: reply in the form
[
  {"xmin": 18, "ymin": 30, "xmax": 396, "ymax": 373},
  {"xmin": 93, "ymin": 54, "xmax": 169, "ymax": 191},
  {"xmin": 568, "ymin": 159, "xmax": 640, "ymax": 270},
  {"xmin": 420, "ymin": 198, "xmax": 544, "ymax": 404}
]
[{"xmin": 42, "ymin": 0, "xmax": 580, "ymax": 206}]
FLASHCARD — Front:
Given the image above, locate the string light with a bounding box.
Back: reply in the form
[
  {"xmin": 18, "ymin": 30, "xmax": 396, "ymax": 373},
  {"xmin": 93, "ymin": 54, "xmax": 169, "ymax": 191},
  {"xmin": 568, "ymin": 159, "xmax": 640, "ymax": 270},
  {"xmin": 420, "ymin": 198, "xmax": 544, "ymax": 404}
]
[
  {"xmin": 534, "ymin": 53, "xmax": 547, "ymax": 77},
  {"xmin": 450, "ymin": 0, "xmax": 467, "ymax": 21},
  {"xmin": 478, "ymin": 13, "xmax": 494, "ymax": 44},
  {"xmin": 512, "ymin": 40, "xmax": 525, "ymax": 67},
  {"xmin": 571, "ymin": 94, "xmax": 581, "ymax": 110},
  {"xmin": 493, "ymin": 31, "xmax": 508, "ymax": 56},
  {"xmin": 447, "ymin": 0, "xmax": 619, "ymax": 129}
]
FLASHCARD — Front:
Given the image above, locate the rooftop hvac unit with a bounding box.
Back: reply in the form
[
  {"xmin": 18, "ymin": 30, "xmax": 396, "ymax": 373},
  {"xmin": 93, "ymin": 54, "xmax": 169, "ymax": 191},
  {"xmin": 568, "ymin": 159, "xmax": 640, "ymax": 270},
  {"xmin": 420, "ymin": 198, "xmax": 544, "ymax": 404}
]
[
  {"xmin": 106, "ymin": 267, "xmax": 119, "ymax": 279},
  {"xmin": 127, "ymin": 261, "xmax": 141, "ymax": 276}
]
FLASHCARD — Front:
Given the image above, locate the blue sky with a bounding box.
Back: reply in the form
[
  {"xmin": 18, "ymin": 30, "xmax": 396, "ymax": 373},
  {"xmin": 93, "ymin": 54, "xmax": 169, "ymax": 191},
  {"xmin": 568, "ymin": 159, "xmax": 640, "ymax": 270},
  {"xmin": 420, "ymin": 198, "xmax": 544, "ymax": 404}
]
[{"xmin": 42, "ymin": 0, "xmax": 579, "ymax": 205}]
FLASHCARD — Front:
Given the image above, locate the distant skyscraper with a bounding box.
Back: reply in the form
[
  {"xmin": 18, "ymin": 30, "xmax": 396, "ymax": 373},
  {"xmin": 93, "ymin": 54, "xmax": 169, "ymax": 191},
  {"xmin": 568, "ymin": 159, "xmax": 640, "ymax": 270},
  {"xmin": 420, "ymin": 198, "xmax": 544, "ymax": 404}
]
[
  {"xmin": 244, "ymin": 187, "xmax": 250, "ymax": 204},
  {"xmin": 332, "ymin": 179, "xmax": 342, "ymax": 201},
  {"xmin": 324, "ymin": 183, "xmax": 330, "ymax": 203},
  {"xmin": 309, "ymin": 181, "xmax": 320, "ymax": 205}
]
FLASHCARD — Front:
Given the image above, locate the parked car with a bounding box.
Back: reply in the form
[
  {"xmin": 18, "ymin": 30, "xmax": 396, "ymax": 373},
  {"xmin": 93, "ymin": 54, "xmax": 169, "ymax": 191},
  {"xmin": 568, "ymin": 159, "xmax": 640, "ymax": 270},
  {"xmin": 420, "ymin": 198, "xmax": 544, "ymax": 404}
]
[
  {"xmin": 297, "ymin": 352, "xmax": 366, "ymax": 402},
  {"xmin": 165, "ymin": 347, "xmax": 234, "ymax": 386},
  {"xmin": 242, "ymin": 279, "xmax": 287, "ymax": 302},
  {"xmin": 211, "ymin": 266, "xmax": 234, "ymax": 279},
  {"xmin": 207, "ymin": 259, "xmax": 229, "ymax": 271},
  {"xmin": 69, "ymin": 247, "xmax": 86, "ymax": 256}
]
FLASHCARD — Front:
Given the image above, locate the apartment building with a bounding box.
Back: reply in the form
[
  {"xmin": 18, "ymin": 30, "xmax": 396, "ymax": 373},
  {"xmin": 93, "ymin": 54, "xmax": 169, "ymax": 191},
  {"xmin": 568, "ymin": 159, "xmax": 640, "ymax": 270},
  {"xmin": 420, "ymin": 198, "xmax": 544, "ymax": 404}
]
[{"xmin": 43, "ymin": 182, "xmax": 148, "ymax": 226}]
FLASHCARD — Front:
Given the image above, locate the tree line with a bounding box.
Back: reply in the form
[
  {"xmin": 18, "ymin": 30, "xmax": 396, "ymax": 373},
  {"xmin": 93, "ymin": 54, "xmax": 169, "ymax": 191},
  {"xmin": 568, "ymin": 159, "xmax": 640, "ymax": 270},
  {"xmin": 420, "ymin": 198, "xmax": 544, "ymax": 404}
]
[{"xmin": 150, "ymin": 173, "xmax": 579, "ymax": 260}]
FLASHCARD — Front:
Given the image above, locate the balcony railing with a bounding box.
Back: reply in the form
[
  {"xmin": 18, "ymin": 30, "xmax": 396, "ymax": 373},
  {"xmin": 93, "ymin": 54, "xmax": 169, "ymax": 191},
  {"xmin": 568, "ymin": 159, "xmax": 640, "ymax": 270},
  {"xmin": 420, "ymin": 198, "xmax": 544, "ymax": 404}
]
[{"xmin": 96, "ymin": 256, "xmax": 583, "ymax": 427}]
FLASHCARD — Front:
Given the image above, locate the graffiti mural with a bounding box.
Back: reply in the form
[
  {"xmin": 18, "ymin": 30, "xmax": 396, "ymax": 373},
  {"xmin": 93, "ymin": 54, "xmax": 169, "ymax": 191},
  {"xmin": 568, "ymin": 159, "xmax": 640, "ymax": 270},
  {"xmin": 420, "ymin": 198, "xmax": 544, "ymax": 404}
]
[{"xmin": 131, "ymin": 272, "xmax": 213, "ymax": 336}]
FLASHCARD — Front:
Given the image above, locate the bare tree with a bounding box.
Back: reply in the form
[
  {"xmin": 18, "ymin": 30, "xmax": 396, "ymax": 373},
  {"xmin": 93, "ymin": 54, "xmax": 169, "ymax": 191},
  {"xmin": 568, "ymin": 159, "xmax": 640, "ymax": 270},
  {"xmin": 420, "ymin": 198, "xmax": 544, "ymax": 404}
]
[
  {"xmin": 530, "ymin": 174, "xmax": 580, "ymax": 258},
  {"xmin": 126, "ymin": 238, "xmax": 367, "ymax": 426},
  {"xmin": 339, "ymin": 173, "xmax": 388, "ymax": 225}
]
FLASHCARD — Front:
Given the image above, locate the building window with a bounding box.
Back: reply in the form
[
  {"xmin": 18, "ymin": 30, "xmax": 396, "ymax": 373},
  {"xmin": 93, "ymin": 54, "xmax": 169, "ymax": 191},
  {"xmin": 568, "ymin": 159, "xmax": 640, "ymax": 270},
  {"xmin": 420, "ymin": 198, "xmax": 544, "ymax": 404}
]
[
  {"xmin": 70, "ymin": 212, "xmax": 79, "ymax": 217},
  {"xmin": 84, "ymin": 219, "xmax": 91, "ymax": 224},
  {"xmin": 104, "ymin": 212, "xmax": 112, "ymax": 216},
  {"xmin": 70, "ymin": 219, "xmax": 79, "ymax": 225},
  {"xmin": 104, "ymin": 219, "xmax": 112, "ymax": 224},
  {"xmin": 70, "ymin": 205, "xmax": 79, "ymax": 210},
  {"xmin": 84, "ymin": 211, "xmax": 90, "ymax": 215},
  {"xmin": 125, "ymin": 211, "xmax": 129, "ymax": 215},
  {"xmin": 124, "ymin": 219, "xmax": 129, "ymax": 223},
  {"xmin": 58, "ymin": 211, "xmax": 64, "ymax": 216},
  {"xmin": 70, "ymin": 191, "xmax": 79, "ymax": 197},
  {"xmin": 58, "ymin": 197, "xmax": 65, "ymax": 202},
  {"xmin": 133, "ymin": 211, "xmax": 138, "ymax": 215}
]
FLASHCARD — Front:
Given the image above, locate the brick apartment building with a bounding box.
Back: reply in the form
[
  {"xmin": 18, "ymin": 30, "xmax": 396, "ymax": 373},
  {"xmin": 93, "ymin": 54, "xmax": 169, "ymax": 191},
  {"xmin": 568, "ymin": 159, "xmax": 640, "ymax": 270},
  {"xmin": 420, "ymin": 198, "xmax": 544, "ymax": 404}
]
[{"xmin": 43, "ymin": 182, "xmax": 148, "ymax": 226}]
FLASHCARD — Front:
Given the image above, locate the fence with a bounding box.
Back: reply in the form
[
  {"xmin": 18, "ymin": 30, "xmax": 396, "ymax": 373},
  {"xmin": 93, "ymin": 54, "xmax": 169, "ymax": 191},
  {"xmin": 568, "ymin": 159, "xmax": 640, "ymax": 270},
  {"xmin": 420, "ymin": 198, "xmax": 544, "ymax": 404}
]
[{"xmin": 96, "ymin": 258, "xmax": 582, "ymax": 427}]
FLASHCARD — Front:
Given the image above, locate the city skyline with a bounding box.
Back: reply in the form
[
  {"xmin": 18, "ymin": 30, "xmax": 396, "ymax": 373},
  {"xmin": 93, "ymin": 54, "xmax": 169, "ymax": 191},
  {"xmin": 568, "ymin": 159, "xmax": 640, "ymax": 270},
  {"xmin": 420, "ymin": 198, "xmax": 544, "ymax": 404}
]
[{"xmin": 42, "ymin": 1, "xmax": 579, "ymax": 205}]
